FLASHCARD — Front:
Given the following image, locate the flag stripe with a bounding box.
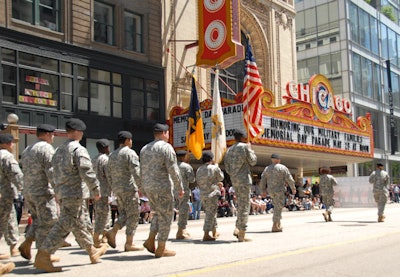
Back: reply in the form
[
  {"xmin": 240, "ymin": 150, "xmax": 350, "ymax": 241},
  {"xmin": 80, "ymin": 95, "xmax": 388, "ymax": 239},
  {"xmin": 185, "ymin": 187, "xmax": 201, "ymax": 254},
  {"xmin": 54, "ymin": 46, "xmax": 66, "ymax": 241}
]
[{"xmin": 243, "ymin": 40, "xmax": 264, "ymax": 138}]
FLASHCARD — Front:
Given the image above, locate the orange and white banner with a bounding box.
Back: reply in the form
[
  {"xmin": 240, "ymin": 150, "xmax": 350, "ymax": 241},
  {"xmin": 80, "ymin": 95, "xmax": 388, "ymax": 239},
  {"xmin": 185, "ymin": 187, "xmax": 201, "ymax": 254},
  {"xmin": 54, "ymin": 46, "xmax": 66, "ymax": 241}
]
[{"xmin": 197, "ymin": 0, "xmax": 244, "ymax": 69}]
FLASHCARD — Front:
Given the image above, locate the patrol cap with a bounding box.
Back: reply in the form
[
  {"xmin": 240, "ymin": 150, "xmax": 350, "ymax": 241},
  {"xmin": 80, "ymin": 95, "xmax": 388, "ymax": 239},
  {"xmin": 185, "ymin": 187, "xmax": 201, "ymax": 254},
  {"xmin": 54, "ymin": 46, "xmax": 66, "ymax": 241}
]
[
  {"xmin": 96, "ymin": 138, "xmax": 110, "ymax": 148},
  {"xmin": 271, "ymin": 153, "xmax": 281, "ymax": 159},
  {"xmin": 153, "ymin": 123, "xmax": 169, "ymax": 132},
  {"xmin": 176, "ymin": 150, "xmax": 187, "ymax": 156},
  {"xmin": 65, "ymin": 118, "xmax": 86, "ymax": 131},
  {"xmin": 233, "ymin": 129, "xmax": 246, "ymax": 139},
  {"xmin": 0, "ymin": 133, "xmax": 13, "ymax": 144},
  {"xmin": 37, "ymin": 124, "xmax": 55, "ymax": 133},
  {"xmin": 377, "ymin": 163, "xmax": 384, "ymax": 167},
  {"xmin": 202, "ymin": 151, "xmax": 214, "ymax": 163},
  {"xmin": 117, "ymin": 131, "xmax": 132, "ymax": 140}
]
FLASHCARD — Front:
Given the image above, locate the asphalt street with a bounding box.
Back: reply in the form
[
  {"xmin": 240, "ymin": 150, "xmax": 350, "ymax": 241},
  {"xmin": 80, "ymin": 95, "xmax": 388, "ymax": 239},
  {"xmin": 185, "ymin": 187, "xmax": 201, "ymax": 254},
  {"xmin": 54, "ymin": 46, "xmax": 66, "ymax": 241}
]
[{"xmin": 2, "ymin": 204, "xmax": 400, "ymax": 276}]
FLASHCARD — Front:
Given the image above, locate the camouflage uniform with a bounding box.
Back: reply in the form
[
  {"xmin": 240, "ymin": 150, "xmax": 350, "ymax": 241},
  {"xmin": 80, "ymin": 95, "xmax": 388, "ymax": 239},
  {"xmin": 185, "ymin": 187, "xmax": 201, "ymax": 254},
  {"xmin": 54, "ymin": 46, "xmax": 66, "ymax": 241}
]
[
  {"xmin": 195, "ymin": 163, "xmax": 224, "ymax": 233},
  {"xmin": 21, "ymin": 140, "xmax": 58, "ymax": 248},
  {"xmin": 140, "ymin": 139, "xmax": 183, "ymax": 241},
  {"xmin": 40, "ymin": 139, "xmax": 100, "ymax": 254},
  {"xmin": 260, "ymin": 163, "xmax": 296, "ymax": 225},
  {"xmin": 93, "ymin": 152, "xmax": 111, "ymax": 234},
  {"xmin": 369, "ymin": 168, "xmax": 390, "ymax": 218},
  {"xmin": 224, "ymin": 142, "xmax": 257, "ymax": 231},
  {"xmin": 107, "ymin": 146, "xmax": 141, "ymax": 236},
  {"xmin": 176, "ymin": 160, "xmax": 195, "ymax": 230},
  {"xmin": 319, "ymin": 174, "xmax": 337, "ymax": 214},
  {"xmin": 0, "ymin": 148, "xmax": 23, "ymax": 251}
]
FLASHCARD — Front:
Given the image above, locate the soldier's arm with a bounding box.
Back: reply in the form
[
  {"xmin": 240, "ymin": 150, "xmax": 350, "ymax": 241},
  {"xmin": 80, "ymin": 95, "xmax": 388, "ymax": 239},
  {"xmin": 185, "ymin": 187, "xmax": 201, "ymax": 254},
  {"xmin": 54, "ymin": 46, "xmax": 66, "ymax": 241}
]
[
  {"xmin": 8, "ymin": 157, "xmax": 23, "ymax": 191},
  {"xmin": 128, "ymin": 153, "xmax": 142, "ymax": 191},
  {"xmin": 187, "ymin": 165, "xmax": 196, "ymax": 184},
  {"xmin": 284, "ymin": 168, "xmax": 296, "ymax": 193},
  {"xmin": 75, "ymin": 148, "xmax": 100, "ymax": 198},
  {"xmin": 260, "ymin": 168, "xmax": 267, "ymax": 191},
  {"xmin": 215, "ymin": 166, "xmax": 224, "ymax": 182},
  {"xmin": 165, "ymin": 145, "xmax": 183, "ymax": 193},
  {"xmin": 44, "ymin": 145, "xmax": 55, "ymax": 187},
  {"xmin": 245, "ymin": 145, "xmax": 257, "ymax": 166}
]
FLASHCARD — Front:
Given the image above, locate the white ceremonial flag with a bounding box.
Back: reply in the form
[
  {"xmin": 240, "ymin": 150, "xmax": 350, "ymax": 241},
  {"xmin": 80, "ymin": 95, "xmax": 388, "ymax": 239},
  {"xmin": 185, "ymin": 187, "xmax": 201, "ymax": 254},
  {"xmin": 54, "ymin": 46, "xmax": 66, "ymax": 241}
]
[{"xmin": 211, "ymin": 69, "xmax": 227, "ymax": 164}]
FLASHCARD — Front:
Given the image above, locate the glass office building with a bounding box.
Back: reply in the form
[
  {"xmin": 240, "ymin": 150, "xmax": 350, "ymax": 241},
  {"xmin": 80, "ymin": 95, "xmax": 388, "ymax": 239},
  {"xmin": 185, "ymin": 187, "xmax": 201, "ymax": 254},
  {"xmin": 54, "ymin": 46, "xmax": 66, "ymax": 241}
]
[{"xmin": 296, "ymin": 0, "xmax": 400, "ymax": 181}]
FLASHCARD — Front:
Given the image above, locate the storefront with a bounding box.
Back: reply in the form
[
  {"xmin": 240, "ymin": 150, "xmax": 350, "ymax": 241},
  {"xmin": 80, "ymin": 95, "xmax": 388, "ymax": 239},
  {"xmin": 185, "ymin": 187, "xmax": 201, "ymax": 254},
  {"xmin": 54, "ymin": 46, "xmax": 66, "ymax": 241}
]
[{"xmin": 0, "ymin": 27, "xmax": 165, "ymax": 156}]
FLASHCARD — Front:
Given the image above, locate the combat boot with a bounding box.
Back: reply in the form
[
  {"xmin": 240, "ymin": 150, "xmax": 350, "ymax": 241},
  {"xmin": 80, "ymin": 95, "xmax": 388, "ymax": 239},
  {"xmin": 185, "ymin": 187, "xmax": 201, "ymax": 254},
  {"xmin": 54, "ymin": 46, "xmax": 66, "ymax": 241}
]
[
  {"xmin": 176, "ymin": 227, "xmax": 191, "ymax": 240},
  {"xmin": 143, "ymin": 231, "xmax": 157, "ymax": 253},
  {"xmin": 322, "ymin": 212, "xmax": 329, "ymax": 222},
  {"xmin": 10, "ymin": 244, "xmax": 19, "ymax": 257},
  {"xmin": 93, "ymin": 232, "xmax": 102, "ymax": 248},
  {"xmin": 155, "ymin": 241, "xmax": 176, "ymax": 258},
  {"xmin": 19, "ymin": 237, "xmax": 34, "ymax": 260},
  {"xmin": 212, "ymin": 227, "xmax": 220, "ymax": 239},
  {"xmin": 233, "ymin": 227, "xmax": 239, "ymax": 238},
  {"xmin": 272, "ymin": 222, "xmax": 282, "ymax": 232},
  {"xmin": 101, "ymin": 231, "xmax": 108, "ymax": 244},
  {"xmin": 105, "ymin": 223, "xmax": 121, "ymax": 248},
  {"xmin": 203, "ymin": 232, "xmax": 215, "ymax": 241},
  {"xmin": 125, "ymin": 235, "xmax": 144, "ymax": 251},
  {"xmin": 34, "ymin": 249, "xmax": 62, "ymax": 272},
  {"xmin": 0, "ymin": 262, "xmax": 15, "ymax": 275},
  {"xmin": 86, "ymin": 244, "xmax": 108, "ymax": 264},
  {"xmin": 238, "ymin": 230, "xmax": 252, "ymax": 242},
  {"xmin": 378, "ymin": 215, "xmax": 386, "ymax": 222}
]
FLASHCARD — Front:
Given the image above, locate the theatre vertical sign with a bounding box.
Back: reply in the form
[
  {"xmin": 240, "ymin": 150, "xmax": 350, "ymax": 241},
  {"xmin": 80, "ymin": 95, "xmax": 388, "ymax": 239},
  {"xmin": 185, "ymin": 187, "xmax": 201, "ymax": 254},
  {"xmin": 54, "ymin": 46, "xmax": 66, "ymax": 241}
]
[{"xmin": 197, "ymin": 0, "xmax": 244, "ymax": 69}]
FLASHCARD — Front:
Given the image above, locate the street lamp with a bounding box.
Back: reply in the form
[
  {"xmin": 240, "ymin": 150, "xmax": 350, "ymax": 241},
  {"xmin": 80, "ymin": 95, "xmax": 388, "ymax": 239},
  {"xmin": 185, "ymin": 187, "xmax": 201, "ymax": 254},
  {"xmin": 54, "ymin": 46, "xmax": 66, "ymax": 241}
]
[{"xmin": 0, "ymin": 113, "xmax": 20, "ymax": 160}]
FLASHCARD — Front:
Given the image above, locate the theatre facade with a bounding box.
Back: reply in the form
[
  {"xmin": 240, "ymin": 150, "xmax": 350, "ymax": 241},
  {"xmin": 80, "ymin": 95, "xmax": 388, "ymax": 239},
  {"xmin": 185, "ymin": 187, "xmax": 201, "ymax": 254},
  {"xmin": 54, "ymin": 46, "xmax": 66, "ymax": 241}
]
[
  {"xmin": 170, "ymin": 74, "xmax": 373, "ymax": 177},
  {"xmin": 165, "ymin": 0, "xmax": 373, "ymax": 178}
]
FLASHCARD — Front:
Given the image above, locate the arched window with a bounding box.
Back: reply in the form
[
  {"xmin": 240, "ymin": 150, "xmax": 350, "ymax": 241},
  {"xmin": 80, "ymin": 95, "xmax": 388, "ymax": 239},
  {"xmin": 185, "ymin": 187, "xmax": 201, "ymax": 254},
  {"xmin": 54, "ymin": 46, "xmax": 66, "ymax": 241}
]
[{"xmin": 210, "ymin": 32, "xmax": 248, "ymax": 100}]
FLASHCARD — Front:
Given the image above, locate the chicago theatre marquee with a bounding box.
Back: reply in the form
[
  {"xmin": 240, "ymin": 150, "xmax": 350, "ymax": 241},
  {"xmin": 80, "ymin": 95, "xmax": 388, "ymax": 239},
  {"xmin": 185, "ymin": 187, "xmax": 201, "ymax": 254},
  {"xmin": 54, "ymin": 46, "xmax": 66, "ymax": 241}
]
[{"xmin": 170, "ymin": 74, "xmax": 373, "ymax": 177}]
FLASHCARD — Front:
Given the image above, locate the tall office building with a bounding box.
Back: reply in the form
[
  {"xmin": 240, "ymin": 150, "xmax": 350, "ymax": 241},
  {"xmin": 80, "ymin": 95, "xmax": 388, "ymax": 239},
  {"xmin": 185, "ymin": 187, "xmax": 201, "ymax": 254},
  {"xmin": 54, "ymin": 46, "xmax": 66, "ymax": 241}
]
[
  {"xmin": 0, "ymin": 1, "xmax": 163, "ymax": 154},
  {"xmin": 296, "ymin": 0, "xmax": 400, "ymax": 181}
]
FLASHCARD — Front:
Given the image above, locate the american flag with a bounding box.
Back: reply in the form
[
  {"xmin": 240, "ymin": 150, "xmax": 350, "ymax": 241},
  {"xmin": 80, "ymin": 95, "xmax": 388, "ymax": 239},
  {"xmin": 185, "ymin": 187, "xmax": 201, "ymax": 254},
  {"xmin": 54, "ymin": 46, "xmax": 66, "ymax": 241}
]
[{"xmin": 243, "ymin": 39, "xmax": 264, "ymax": 139}]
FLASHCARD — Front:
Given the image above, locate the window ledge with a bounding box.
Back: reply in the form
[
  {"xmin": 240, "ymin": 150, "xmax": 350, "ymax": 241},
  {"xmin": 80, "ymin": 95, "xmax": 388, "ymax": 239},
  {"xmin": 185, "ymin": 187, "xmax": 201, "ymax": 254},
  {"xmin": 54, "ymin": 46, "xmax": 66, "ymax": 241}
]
[{"xmin": 9, "ymin": 19, "xmax": 65, "ymax": 41}]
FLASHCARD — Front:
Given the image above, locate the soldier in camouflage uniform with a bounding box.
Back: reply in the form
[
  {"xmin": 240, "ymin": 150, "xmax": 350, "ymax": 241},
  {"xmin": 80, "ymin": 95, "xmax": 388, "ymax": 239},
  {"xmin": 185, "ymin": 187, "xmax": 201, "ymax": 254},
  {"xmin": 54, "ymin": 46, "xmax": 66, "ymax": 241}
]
[
  {"xmin": 35, "ymin": 118, "xmax": 107, "ymax": 273},
  {"xmin": 319, "ymin": 166, "xmax": 338, "ymax": 222},
  {"xmin": 92, "ymin": 139, "xmax": 112, "ymax": 247},
  {"xmin": 19, "ymin": 124, "xmax": 59, "ymax": 261},
  {"xmin": 141, "ymin": 123, "xmax": 184, "ymax": 258},
  {"xmin": 0, "ymin": 133, "xmax": 23, "ymax": 263},
  {"xmin": 224, "ymin": 129, "xmax": 257, "ymax": 242},
  {"xmin": 260, "ymin": 154, "xmax": 296, "ymax": 232},
  {"xmin": 196, "ymin": 152, "xmax": 224, "ymax": 241},
  {"xmin": 369, "ymin": 162, "xmax": 390, "ymax": 222},
  {"xmin": 175, "ymin": 150, "xmax": 195, "ymax": 240},
  {"xmin": 105, "ymin": 131, "xmax": 143, "ymax": 252}
]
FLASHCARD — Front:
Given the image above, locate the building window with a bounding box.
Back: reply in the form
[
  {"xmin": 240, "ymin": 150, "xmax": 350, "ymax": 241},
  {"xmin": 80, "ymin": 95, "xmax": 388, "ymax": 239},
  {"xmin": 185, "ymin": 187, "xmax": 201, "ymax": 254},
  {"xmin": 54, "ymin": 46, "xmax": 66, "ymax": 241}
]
[
  {"xmin": 78, "ymin": 68, "xmax": 122, "ymax": 118},
  {"xmin": 124, "ymin": 11, "xmax": 143, "ymax": 53},
  {"xmin": 211, "ymin": 69, "xmax": 242, "ymax": 100},
  {"xmin": 12, "ymin": 0, "xmax": 61, "ymax": 31},
  {"xmin": 130, "ymin": 77, "xmax": 160, "ymax": 121},
  {"xmin": 94, "ymin": 1, "xmax": 114, "ymax": 45}
]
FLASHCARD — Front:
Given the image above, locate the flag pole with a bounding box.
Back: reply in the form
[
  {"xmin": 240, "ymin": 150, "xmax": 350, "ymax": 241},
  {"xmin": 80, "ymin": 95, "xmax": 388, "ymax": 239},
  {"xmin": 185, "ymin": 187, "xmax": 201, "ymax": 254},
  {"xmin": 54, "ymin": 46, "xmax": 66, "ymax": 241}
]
[
  {"xmin": 245, "ymin": 34, "xmax": 251, "ymax": 142},
  {"xmin": 167, "ymin": 48, "xmax": 238, "ymax": 98},
  {"xmin": 166, "ymin": 48, "xmax": 210, "ymax": 98}
]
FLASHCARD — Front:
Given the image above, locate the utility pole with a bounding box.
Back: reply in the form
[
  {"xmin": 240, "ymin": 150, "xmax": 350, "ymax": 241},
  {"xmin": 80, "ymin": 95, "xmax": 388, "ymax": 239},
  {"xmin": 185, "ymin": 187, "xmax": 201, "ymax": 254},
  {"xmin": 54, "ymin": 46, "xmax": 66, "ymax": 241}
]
[{"xmin": 386, "ymin": 60, "xmax": 397, "ymax": 155}]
